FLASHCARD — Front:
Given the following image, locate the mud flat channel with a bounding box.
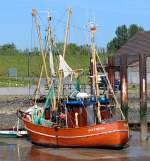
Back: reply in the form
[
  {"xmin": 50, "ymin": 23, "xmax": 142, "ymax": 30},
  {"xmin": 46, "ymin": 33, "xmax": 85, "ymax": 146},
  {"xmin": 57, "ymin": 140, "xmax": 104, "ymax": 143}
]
[{"xmin": 0, "ymin": 130, "xmax": 150, "ymax": 161}]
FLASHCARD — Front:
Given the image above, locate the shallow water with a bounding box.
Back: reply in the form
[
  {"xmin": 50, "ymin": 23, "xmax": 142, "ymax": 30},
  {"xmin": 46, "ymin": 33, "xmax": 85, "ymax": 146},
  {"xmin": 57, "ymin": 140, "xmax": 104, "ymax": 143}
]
[{"xmin": 0, "ymin": 131, "xmax": 150, "ymax": 161}]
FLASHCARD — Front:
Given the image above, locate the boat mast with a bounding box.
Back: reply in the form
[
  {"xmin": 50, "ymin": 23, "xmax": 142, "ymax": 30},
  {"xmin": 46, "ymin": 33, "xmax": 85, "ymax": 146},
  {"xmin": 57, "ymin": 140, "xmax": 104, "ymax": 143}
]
[
  {"xmin": 32, "ymin": 8, "xmax": 50, "ymax": 86},
  {"xmin": 63, "ymin": 7, "xmax": 72, "ymax": 58},
  {"xmin": 58, "ymin": 7, "xmax": 72, "ymax": 98},
  {"xmin": 47, "ymin": 12, "xmax": 55, "ymax": 77},
  {"xmin": 32, "ymin": 8, "xmax": 55, "ymax": 104},
  {"xmin": 90, "ymin": 25, "xmax": 101, "ymax": 122},
  {"xmin": 47, "ymin": 12, "xmax": 56, "ymax": 110},
  {"xmin": 90, "ymin": 26, "xmax": 99, "ymax": 97},
  {"xmin": 90, "ymin": 26, "xmax": 125, "ymax": 120}
]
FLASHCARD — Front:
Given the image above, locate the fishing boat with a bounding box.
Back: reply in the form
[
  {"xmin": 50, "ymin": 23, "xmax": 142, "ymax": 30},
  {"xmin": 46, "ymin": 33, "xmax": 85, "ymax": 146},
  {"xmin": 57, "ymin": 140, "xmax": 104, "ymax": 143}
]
[
  {"xmin": 0, "ymin": 130, "xmax": 27, "ymax": 138},
  {"xmin": 0, "ymin": 118, "xmax": 27, "ymax": 138},
  {"xmin": 18, "ymin": 8, "xmax": 129, "ymax": 148}
]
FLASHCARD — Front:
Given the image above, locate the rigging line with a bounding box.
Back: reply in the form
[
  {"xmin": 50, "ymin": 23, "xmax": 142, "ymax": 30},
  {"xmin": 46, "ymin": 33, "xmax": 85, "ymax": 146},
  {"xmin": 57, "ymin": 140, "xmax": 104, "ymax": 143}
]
[
  {"xmin": 95, "ymin": 51, "xmax": 125, "ymax": 120},
  {"xmin": 31, "ymin": 17, "xmax": 36, "ymax": 52},
  {"xmin": 68, "ymin": 23, "xmax": 71, "ymax": 46},
  {"xmin": 53, "ymin": 10, "xmax": 66, "ymax": 30},
  {"xmin": 81, "ymin": 102, "xmax": 95, "ymax": 125},
  {"xmin": 37, "ymin": 13, "xmax": 47, "ymax": 30},
  {"xmin": 54, "ymin": 17, "xmax": 86, "ymax": 32},
  {"xmin": 84, "ymin": 29, "xmax": 90, "ymax": 48},
  {"xmin": 70, "ymin": 23, "xmax": 86, "ymax": 31},
  {"xmin": 31, "ymin": 16, "xmax": 33, "ymax": 51},
  {"xmin": 31, "ymin": 16, "xmax": 39, "ymax": 53},
  {"xmin": 56, "ymin": 42, "xmax": 64, "ymax": 54},
  {"xmin": 70, "ymin": 12, "xmax": 86, "ymax": 43},
  {"xmin": 36, "ymin": 14, "xmax": 51, "ymax": 45},
  {"xmin": 36, "ymin": 11, "xmax": 55, "ymax": 46},
  {"xmin": 33, "ymin": 21, "xmax": 46, "ymax": 41},
  {"xmin": 29, "ymin": 16, "xmax": 35, "ymax": 97}
]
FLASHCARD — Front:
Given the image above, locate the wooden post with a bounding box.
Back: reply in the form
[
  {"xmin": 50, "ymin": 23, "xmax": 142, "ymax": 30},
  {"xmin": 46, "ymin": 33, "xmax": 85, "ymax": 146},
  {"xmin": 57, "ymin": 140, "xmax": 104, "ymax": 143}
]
[
  {"xmin": 139, "ymin": 54, "xmax": 147, "ymax": 141},
  {"xmin": 108, "ymin": 57, "xmax": 115, "ymax": 98},
  {"xmin": 120, "ymin": 55, "xmax": 128, "ymax": 119}
]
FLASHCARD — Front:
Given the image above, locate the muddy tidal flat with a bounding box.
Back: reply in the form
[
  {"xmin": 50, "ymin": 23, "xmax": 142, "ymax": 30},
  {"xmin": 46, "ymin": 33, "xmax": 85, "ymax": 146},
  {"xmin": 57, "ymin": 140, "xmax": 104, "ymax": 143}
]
[
  {"xmin": 0, "ymin": 95, "xmax": 31, "ymax": 129},
  {"xmin": 0, "ymin": 131, "xmax": 150, "ymax": 161},
  {"xmin": 0, "ymin": 94, "xmax": 150, "ymax": 129}
]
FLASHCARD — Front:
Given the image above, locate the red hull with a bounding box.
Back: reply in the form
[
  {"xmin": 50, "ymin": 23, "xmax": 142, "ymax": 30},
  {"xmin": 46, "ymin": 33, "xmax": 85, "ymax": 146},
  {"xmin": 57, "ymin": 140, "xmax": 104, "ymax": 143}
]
[{"xmin": 22, "ymin": 117, "xmax": 129, "ymax": 148}]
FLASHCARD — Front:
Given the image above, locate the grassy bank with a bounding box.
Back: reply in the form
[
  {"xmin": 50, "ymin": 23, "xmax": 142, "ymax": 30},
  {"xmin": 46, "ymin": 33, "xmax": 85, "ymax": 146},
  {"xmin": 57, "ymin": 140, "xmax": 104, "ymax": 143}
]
[
  {"xmin": 0, "ymin": 42, "xmax": 110, "ymax": 86},
  {"xmin": 0, "ymin": 54, "xmax": 42, "ymax": 77},
  {"xmin": 0, "ymin": 53, "xmax": 91, "ymax": 77},
  {"xmin": 0, "ymin": 52, "xmax": 91, "ymax": 84}
]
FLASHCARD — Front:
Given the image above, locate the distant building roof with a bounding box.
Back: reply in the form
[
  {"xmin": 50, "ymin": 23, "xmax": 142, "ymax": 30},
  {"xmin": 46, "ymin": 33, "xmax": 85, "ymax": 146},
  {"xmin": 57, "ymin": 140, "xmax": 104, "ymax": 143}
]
[{"xmin": 113, "ymin": 31, "xmax": 150, "ymax": 66}]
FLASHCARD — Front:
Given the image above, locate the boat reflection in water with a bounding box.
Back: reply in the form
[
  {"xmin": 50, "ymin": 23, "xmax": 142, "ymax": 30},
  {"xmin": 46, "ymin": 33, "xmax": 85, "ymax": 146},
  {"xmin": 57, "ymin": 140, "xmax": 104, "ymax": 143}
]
[
  {"xmin": 1, "ymin": 141, "xmax": 129, "ymax": 161},
  {"xmin": 0, "ymin": 131, "xmax": 150, "ymax": 161},
  {"xmin": 27, "ymin": 145, "xmax": 130, "ymax": 161}
]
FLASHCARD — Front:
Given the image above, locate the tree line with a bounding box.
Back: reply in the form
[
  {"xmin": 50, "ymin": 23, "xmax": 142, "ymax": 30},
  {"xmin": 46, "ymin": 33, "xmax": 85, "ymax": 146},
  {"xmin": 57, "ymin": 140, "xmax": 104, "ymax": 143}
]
[
  {"xmin": 107, "ymin": 24, "xmax": 144, "ymax": 54},
  {"xmin": 0, "ymin": 24, "xmax": 144, "ymax": 57}
]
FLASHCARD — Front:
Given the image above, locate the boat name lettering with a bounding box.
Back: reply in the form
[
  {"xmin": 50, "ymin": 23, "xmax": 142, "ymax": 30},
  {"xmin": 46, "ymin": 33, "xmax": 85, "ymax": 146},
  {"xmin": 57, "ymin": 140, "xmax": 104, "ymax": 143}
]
[
  {"xmin": 124, "ymin": 124, "xmax": 128, "ymax": 127},
  {"xmin": 88, "ymin": 127, "xmax": 105, "ymax": 132}
]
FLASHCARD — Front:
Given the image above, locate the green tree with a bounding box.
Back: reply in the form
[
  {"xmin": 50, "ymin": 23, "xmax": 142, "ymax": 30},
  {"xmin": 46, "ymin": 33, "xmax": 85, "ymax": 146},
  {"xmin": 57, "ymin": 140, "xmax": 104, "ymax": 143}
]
[
  {"xmin": 31, "ymin": 47, "xmax": 40, "ymax": 55},
  {"xmin": 107, "ymin": 37, "xmax": 119, "ymax": 53},
  {"xmin": 128, "ymin": 24, "xmax": 144, "ymax": 38},
  {"xmin": 115, "ymin": 25, "xmax": 128, "ymax": 47},
  {"xmin": 107, "ymin": 24, "xmax": 144, "ymax": 54},
  {"xmin": 0, "ymin": 43, "xmax": 17, "ymax": 55},
  {"xmin": 67, "ymin": 43, "xmax": 80, "ymax": 55}
]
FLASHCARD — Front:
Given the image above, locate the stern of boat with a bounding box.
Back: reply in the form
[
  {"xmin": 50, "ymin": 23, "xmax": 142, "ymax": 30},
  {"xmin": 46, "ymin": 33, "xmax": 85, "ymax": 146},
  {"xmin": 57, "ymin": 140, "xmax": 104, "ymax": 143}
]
[{"xmin": 114, "ymin": 120, "xmax": 129, "ymax": 147}]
